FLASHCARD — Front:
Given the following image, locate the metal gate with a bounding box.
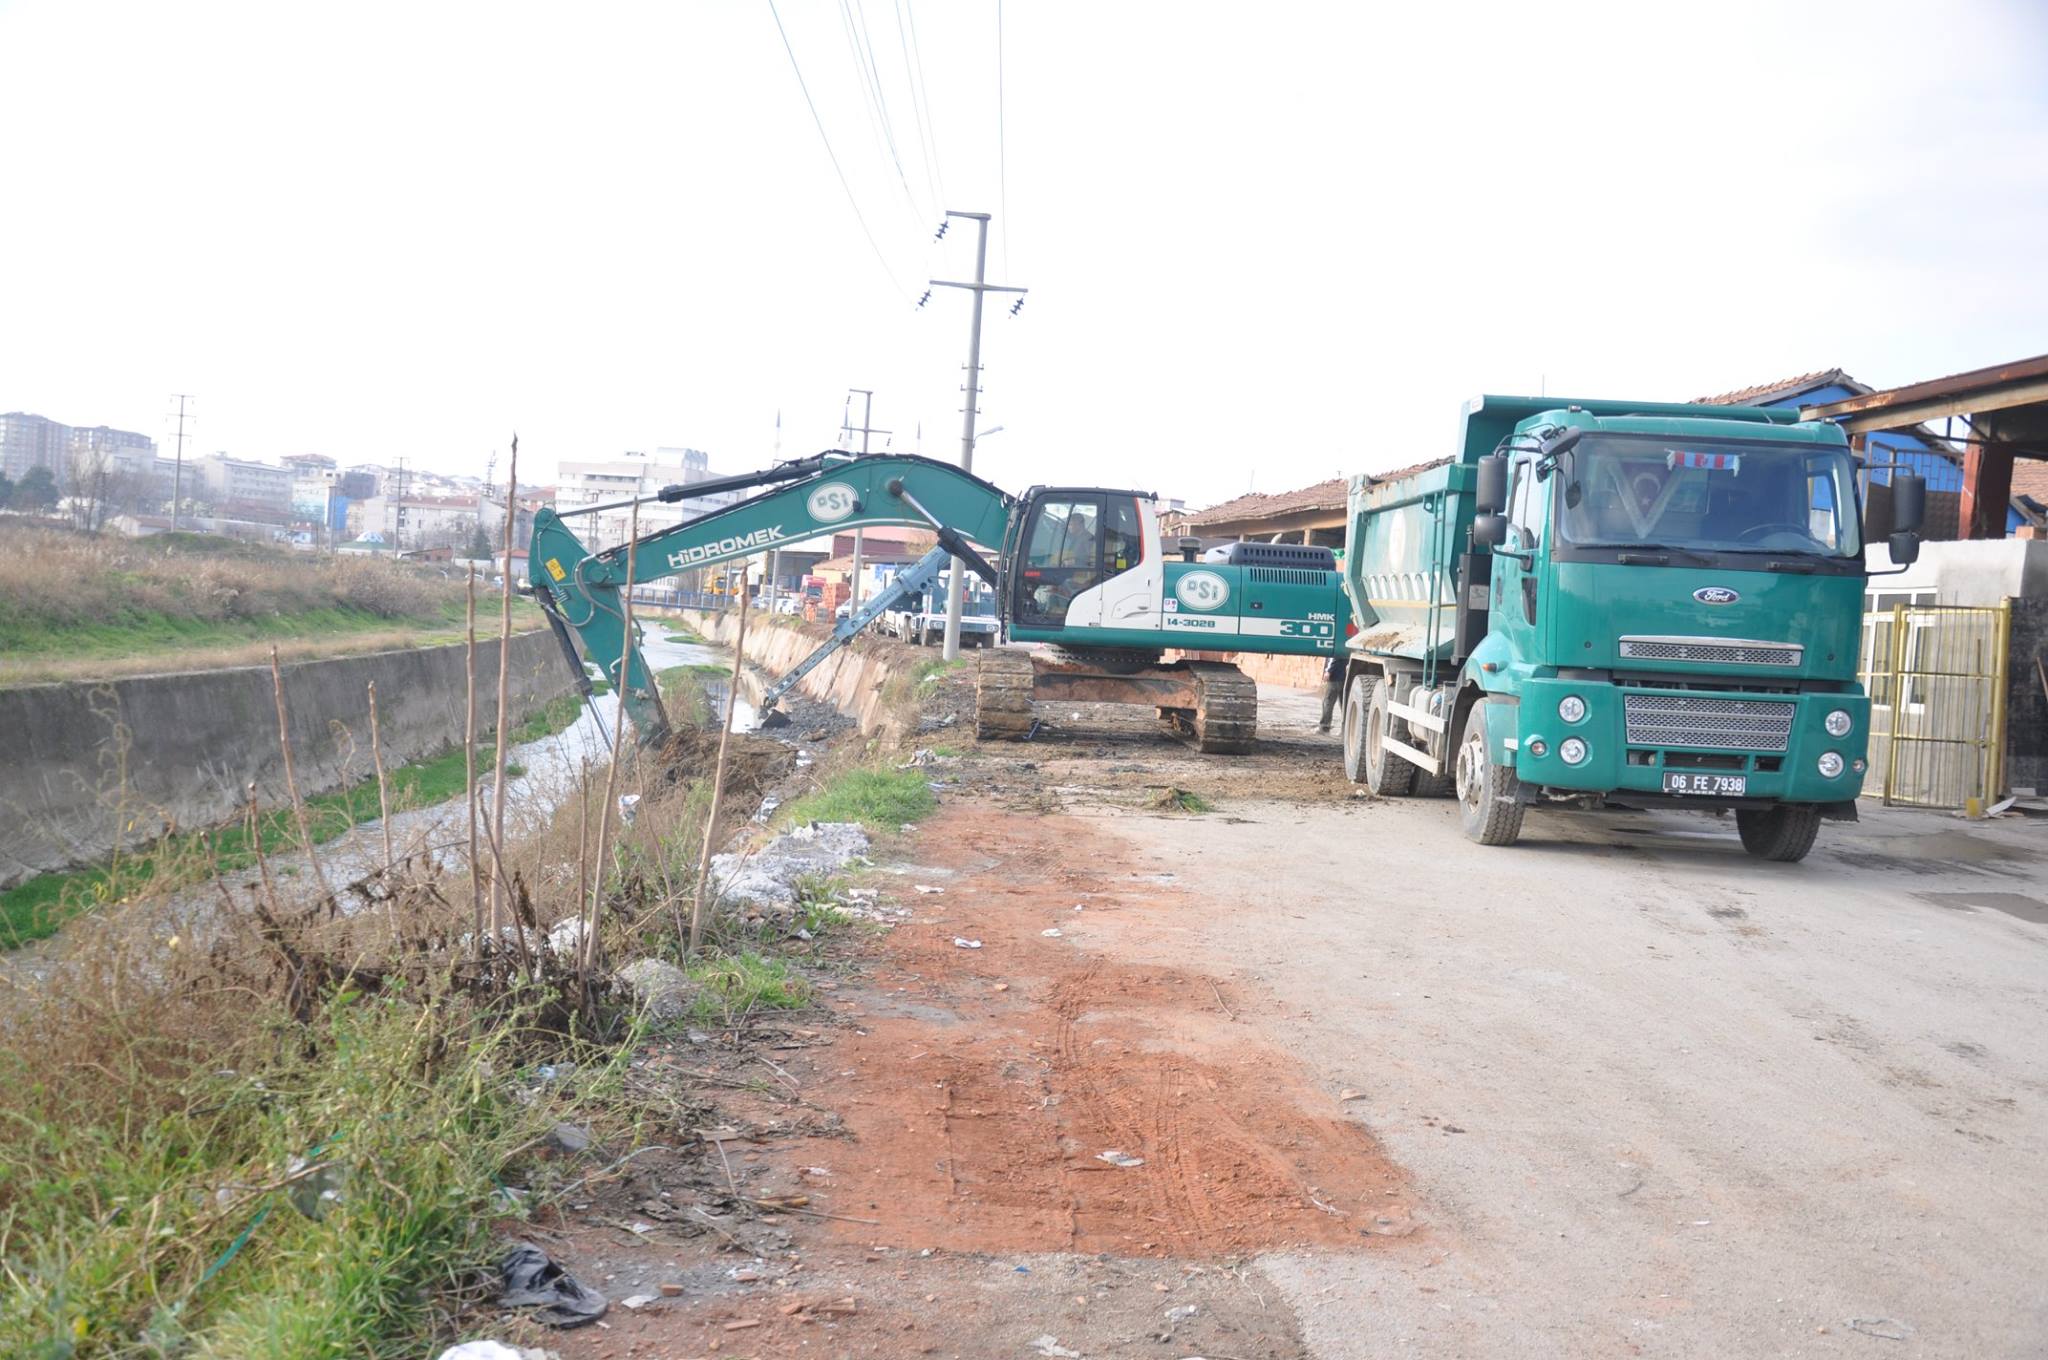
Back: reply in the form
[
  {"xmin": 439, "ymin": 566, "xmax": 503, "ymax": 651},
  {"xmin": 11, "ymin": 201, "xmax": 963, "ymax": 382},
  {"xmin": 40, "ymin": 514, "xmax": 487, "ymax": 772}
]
[{"xmin": 1858, "ymin": 601, "xmax": 2011, "ymax": 812}]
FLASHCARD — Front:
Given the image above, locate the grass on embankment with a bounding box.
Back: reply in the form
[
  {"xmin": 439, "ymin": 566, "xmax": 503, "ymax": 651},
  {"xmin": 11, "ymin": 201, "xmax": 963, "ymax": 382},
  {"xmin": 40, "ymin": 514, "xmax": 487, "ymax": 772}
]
[
  {"xmin": 778, "ymin": 766, "xmax": 937, "ymax": 830},
  {"xmin": 0, "ymin": 899, "xmax": 623, "ymax": 1359},
  {"xmin": 0, "ymin": 522, "xmax": 538, "ymax": 685},
  {"xmin": 681, "ymin": 950, "xmax": 810, "ymax": 1023},
  {"xmin": 0, "ymin": 691, "xmax": 589, "ymax": 947}
]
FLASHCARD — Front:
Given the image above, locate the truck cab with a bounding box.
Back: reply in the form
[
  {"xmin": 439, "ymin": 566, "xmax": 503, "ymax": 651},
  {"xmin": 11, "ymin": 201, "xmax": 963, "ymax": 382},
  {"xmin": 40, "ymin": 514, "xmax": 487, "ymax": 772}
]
[{"xmin": 1339, "ymin": 396, "xmax": 1925, "ymax": 862}]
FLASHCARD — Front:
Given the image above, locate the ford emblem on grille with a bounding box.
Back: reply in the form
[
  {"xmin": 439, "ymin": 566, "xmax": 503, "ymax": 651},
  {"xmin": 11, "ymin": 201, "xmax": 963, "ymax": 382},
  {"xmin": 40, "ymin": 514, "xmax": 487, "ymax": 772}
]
[{"xmin": 1693, "ymin": 586, "xmax": 1741, "ymax": 605}]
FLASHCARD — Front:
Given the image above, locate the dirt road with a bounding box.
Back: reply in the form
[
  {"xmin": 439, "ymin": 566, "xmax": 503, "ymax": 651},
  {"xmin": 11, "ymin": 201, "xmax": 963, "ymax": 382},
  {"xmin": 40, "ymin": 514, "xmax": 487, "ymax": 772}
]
[{"xmin": 547, "ymin": 682, "xmax": 2048, "ymax": 1359}]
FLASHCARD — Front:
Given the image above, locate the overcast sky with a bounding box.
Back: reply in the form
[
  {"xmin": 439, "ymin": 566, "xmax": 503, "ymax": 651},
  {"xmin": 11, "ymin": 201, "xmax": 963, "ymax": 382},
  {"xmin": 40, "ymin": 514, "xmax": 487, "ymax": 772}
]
[{"xmin": 3, "ymin": 0, "xmax": 2044, "ymax": 508}]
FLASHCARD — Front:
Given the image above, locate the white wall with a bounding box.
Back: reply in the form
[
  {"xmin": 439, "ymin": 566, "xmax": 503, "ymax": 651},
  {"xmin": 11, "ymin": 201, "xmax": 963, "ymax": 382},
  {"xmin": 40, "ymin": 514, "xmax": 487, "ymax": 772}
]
[{"xmin": 1865, "ymin": 538, "xmax": 2048, "ymax": 605}]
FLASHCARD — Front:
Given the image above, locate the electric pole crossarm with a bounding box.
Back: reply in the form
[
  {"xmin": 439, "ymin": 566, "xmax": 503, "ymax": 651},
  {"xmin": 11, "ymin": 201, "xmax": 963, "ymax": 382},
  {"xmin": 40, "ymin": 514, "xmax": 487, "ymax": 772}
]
[{"xmin": 928, "ymin": 280, "xmax": 1028, "ymax": 295}]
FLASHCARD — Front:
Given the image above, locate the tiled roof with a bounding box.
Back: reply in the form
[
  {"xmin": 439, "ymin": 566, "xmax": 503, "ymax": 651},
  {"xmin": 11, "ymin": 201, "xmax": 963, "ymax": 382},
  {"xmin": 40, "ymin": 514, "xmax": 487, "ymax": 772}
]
[
  {"xmin": 1694, "ymin": 369, "xmax": 1854, "ymax": 407},
  {"xmin": 1185, "ymin": 477, "xmax": 1347, "ymax": 528},
  {"xmin": 2012, "ymin": 459, "xmax": 2048, "ymax": 507},
  {"xmin": 1364, "ymin": 455, "xmax": 1455, "ymax": 484}
]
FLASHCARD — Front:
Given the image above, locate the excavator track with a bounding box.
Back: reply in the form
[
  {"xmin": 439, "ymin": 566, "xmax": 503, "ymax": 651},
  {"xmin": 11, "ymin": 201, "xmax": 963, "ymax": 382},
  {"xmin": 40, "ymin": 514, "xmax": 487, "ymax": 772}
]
[
  {"xmin": 974, "ymin": 648, "xmax": 1037, "ymax": 741},
  {"xmin": 1178, "ymin": 661, "xmax": 1258, "ymax": 754}
]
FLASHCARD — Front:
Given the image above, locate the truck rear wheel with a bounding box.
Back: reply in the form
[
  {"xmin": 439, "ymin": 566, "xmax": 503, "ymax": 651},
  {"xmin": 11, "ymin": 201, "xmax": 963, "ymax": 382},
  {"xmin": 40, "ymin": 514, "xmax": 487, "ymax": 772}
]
[
  {"xmin": 1341, "ymin": 677, "xmax": 1371, "ymax": 784},
  {"xmin": 1347, "ymin": 678, "xmax": 1416, "ymax": 796},
  {"xmin": 1735, "ymin": 806, "xmax": 1821, "ymax": 863},
  {"xmin": 1454, "ymin": 700, "xmax": 1526, "ymax": 846}
]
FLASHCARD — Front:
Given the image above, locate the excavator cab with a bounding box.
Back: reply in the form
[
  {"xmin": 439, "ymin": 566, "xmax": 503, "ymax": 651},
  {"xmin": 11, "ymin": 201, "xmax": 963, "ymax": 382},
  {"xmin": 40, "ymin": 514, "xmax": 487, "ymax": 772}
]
[{"xmin": 1003, "ymin": 487, "xmax": 1157, "ymax": 632}]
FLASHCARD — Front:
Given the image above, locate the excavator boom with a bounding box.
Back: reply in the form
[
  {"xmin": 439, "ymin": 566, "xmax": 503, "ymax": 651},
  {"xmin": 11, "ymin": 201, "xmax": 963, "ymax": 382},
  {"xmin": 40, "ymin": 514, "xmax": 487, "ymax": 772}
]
[{"xmin": 530, "ymin": 453, "xmax": 1014, "ymax": 746}]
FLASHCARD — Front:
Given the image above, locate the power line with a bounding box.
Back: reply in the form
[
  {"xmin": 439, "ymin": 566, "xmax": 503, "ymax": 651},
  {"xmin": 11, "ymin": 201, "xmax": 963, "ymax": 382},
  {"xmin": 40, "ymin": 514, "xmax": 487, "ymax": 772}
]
[
  {"xmin": 904, "ymin": 0, "xmax": 947, "ymax": 204},
  {"xmin": 766, "ymin": 0, "xmax": 914, "ymax": 304},
  {"xmin": 850, "ymin": 0, "xmax": 926, "ymax": 224},
  {"xmin": 996, "ymin": 0, "xmax": 1011, "ymax": 277},
  {"xmin": 893, "ymin": 0, "xmax": 941, "ymax": 213},
  {"xmin": 836, "ymin": 0, "xmax": 908, "ymax": 219}
]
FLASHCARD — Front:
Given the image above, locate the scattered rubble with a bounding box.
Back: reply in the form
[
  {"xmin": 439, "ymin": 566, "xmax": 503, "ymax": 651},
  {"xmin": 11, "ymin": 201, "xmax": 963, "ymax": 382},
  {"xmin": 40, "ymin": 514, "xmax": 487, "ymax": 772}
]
[
  {"xmin": 435, "ymin": 1343, "xmax": 557, "ymax": 1360},
  {"xmin": 709, "ymin": 821, "xmax": 870, "ymax": 909},
  {"xmin": 615, "ymin": 957, "xmax": 693, "ymax": 1021},
  {"xmin": 545, "ymin": 1123, "xmax": 593, "ymax": 1155}
]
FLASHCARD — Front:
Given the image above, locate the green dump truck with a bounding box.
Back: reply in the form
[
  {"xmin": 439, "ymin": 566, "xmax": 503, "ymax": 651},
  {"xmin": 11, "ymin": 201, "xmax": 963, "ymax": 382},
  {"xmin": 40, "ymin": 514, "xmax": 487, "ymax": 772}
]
[{"xmin": 1337, "ymin": 395, "xmax": 1926, "ymax": 861}]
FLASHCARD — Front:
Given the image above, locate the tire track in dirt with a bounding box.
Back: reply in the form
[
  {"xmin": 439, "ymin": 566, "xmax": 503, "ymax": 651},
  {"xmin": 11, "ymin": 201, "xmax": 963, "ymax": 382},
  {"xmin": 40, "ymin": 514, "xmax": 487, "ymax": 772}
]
[{"xmin": 781, "ymin": 801, "xmax": 1421, "ymax": 1258}]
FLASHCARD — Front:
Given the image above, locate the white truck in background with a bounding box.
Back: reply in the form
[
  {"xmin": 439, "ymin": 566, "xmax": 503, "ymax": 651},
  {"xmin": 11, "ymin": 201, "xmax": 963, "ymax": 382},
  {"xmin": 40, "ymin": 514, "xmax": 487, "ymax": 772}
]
[{"xmin": 882, "ymin": 572, "xmax": 1000, "ymax": 647}]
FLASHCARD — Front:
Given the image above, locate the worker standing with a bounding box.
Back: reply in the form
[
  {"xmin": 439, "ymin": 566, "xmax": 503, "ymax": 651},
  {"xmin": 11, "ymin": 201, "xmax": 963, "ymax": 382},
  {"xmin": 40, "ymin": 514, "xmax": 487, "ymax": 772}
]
[{"xmin": 1318, "ymin": 653, "xmax": 1343, "ymax": 733}]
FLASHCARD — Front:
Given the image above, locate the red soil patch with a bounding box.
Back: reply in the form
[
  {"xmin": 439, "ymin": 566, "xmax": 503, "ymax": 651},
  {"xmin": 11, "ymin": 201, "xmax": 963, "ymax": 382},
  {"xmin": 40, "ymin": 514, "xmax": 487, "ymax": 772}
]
[{"xmin": 791, "ymin": 804, "xmax": 1417, "ymax": 1257}]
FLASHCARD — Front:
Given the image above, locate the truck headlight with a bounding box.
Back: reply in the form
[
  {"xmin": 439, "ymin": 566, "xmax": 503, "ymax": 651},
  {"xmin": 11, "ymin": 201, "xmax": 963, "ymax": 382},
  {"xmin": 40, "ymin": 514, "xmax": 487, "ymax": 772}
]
[
  {"xmin": 1824, "ymin": 708, "xmax": 1853, "ymax": 737},
  {"xmin": 1818, "ymin": 751, "xmax": 1845, "ymax": 778},
  {"xmin": 1557, "ymin": 695, "xmax": 1587, "ymax": 724},
  {"xmin": 1559, "ymin": 737, "xmax": 1589, "ymax": 765}
]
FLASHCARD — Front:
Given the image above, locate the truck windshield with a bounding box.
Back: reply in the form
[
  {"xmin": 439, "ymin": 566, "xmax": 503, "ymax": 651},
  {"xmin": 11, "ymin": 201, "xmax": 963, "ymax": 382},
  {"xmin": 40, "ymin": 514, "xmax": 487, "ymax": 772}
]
[{"xmin": 1556, "ymin": 436, "xmax": 1860, "ymax": 559}]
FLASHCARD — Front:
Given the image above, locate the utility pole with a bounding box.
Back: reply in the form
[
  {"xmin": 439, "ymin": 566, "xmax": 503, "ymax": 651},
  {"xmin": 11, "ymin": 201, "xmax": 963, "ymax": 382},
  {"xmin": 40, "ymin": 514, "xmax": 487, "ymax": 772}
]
[
  {"xmin": 928, "ymin": 211, "xmax": 1027, "ymax": 658},
  {"xmin": 845, "ymin": 389, "xmax": 891, "ymax": 611},
  {"xmin": 766, "ymin": 409, "xmax": 782, "ymax": 618},
  {"xmin": 394, "ymin": 457, "xmax": 409, "ymax": 550},
  {"xmin": 167, "ymin": 394, "xmax": 194, "ymax": 529}
]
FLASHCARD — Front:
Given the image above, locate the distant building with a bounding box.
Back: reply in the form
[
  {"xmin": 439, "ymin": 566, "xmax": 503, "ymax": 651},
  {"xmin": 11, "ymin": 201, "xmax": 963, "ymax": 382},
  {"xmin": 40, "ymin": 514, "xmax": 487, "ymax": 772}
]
[
  {"xmin": 69, "ymin": 424, "xmax": 156, "ymax": 461},
  {"xmin": 554, "ymin": 448, "xmax": 740, "ymax": 550},
  {"xmin": 194, "ymin": 453, "xmax": 293, "ymax": 514},
  {"xmin": 1, "ymin": 413, "xmax": 70, "ymax": 482},
  {"xmin": 336, "ymin": 468, "xmax": 379, "ymax": 500},
  {"xmin": 345, "ymin": 492, "xmax": 533, "ymax": 552},
  {"xmin": 2, "ymin": 412, "xmax": 156, "ymax": 488}
]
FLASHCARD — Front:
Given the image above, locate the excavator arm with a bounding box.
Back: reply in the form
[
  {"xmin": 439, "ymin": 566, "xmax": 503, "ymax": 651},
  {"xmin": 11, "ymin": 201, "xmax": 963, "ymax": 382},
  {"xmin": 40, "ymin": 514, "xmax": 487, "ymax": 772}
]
[{"xmin": 530, "ymin": 453, "xmax": 1014, "ymax": 747}]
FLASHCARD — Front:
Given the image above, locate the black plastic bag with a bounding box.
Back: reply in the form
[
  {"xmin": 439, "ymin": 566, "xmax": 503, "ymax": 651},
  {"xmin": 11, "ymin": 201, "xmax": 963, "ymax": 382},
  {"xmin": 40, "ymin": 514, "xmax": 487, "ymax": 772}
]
[{"xmin": 498, "ymin": 1243, "xmax": 608, "ymax": 1328}]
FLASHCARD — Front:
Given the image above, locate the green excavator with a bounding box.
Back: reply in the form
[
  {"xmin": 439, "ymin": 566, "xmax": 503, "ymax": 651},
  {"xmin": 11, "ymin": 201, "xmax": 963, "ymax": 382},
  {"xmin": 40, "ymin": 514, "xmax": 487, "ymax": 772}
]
[{"xmin": 529, "ymin": 451, "xmax": 1350, "ymax": 752}]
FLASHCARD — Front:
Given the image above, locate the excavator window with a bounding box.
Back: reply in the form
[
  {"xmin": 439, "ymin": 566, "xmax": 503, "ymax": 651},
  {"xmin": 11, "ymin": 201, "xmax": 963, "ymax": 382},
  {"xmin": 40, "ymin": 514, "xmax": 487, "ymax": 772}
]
[
  {"xmin": 1105, "ymin": 496, "xmax": 1143, "ymax": 572},
  {"xmin": 1017, "ymin": 495, "xmax": 1104, "ymax": 626}
]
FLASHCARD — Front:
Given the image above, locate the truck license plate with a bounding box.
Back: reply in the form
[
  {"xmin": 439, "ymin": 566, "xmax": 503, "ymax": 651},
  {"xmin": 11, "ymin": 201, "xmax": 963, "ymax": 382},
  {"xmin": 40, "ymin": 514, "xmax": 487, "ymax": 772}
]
[{"xmin": 1663, "ymin": 772, "xmax": 1747, "ymax": 796}]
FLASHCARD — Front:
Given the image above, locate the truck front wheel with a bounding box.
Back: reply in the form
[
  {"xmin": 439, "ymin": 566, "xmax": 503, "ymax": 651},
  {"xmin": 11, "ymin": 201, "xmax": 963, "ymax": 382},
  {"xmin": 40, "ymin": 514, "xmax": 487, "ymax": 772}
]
[
  {"xmin": 1735, "ymin": 806, "xmax": 1821, "ymax": 862},
  {"xmin": 1454, "ymin": 701, "xmax": 1526, "ymax": 846}
]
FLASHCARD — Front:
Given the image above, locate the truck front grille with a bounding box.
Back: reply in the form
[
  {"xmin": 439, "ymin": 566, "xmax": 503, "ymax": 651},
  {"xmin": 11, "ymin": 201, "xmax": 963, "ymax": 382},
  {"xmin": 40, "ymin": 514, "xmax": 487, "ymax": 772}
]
[
  {"xmin": 1623, "ymin": 693, "xmax": 1795, "ymax": 752},
  {"xmin": 1618, "ymin": 636, "xmax": 1802, "ymax": 666}
]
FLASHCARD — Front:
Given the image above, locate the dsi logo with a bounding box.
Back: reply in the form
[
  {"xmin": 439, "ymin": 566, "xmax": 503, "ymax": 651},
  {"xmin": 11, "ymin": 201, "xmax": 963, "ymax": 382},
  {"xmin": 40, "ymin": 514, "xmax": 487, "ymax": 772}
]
[
  {"xmin": 1693, "ymin": 586, "xmax": 1741, "ymax": 605},
  {"xmin": 806, "ymin": 483, "xmax": 859, "ymax": 523},
  {"xmin": 1174, "ymin": 570, "xmax": 1230, "ymax": 611}
]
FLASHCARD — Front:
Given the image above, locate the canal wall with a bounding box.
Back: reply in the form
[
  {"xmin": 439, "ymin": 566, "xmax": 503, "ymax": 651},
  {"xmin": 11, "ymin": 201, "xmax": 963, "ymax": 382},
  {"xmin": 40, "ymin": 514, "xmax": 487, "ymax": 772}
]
[
  {"xmin": 675, "ymin": 610, "xmax": 915, "ymax": 744},
  {"xmin": 0, "ymin": 632, "xmax": 572, "ymax": 889}
]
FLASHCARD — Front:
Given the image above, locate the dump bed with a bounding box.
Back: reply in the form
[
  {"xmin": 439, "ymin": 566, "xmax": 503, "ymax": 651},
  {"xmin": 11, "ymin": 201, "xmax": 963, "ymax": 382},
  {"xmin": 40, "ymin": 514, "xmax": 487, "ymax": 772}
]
[
  {"xmin": 1342, "ymin": 394, "xmax": 1800, "ymax": 671},
  {"xmin": 1342, "ymin": 456, "xmax": 1471, "ymax": 666}
]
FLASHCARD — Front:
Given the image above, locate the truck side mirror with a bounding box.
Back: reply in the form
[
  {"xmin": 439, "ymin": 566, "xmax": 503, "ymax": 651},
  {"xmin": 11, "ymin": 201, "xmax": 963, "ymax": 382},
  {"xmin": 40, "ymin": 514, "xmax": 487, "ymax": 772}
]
[
  {"xmin": 1888, "ymin": 531, "xmax": 1921, "ymax": 567},
  {"xmin": 1475, "ymin": 455, "xmax": 1508, "ymax": 515},
  {"xmin": 1538, "ymin": 428, "xmax": 1584, "ymax": 460},
  {"xmin": 1472, "ymin": 513, "xmax": 1508, "ymax": 549},
  {"xmin": 1890, "ymin": 473, "xmax": 1927, "ymax": 535},
  {"xmin": 1176, "ymin": 536, "xmax": 1202, "ymax": 562}
]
